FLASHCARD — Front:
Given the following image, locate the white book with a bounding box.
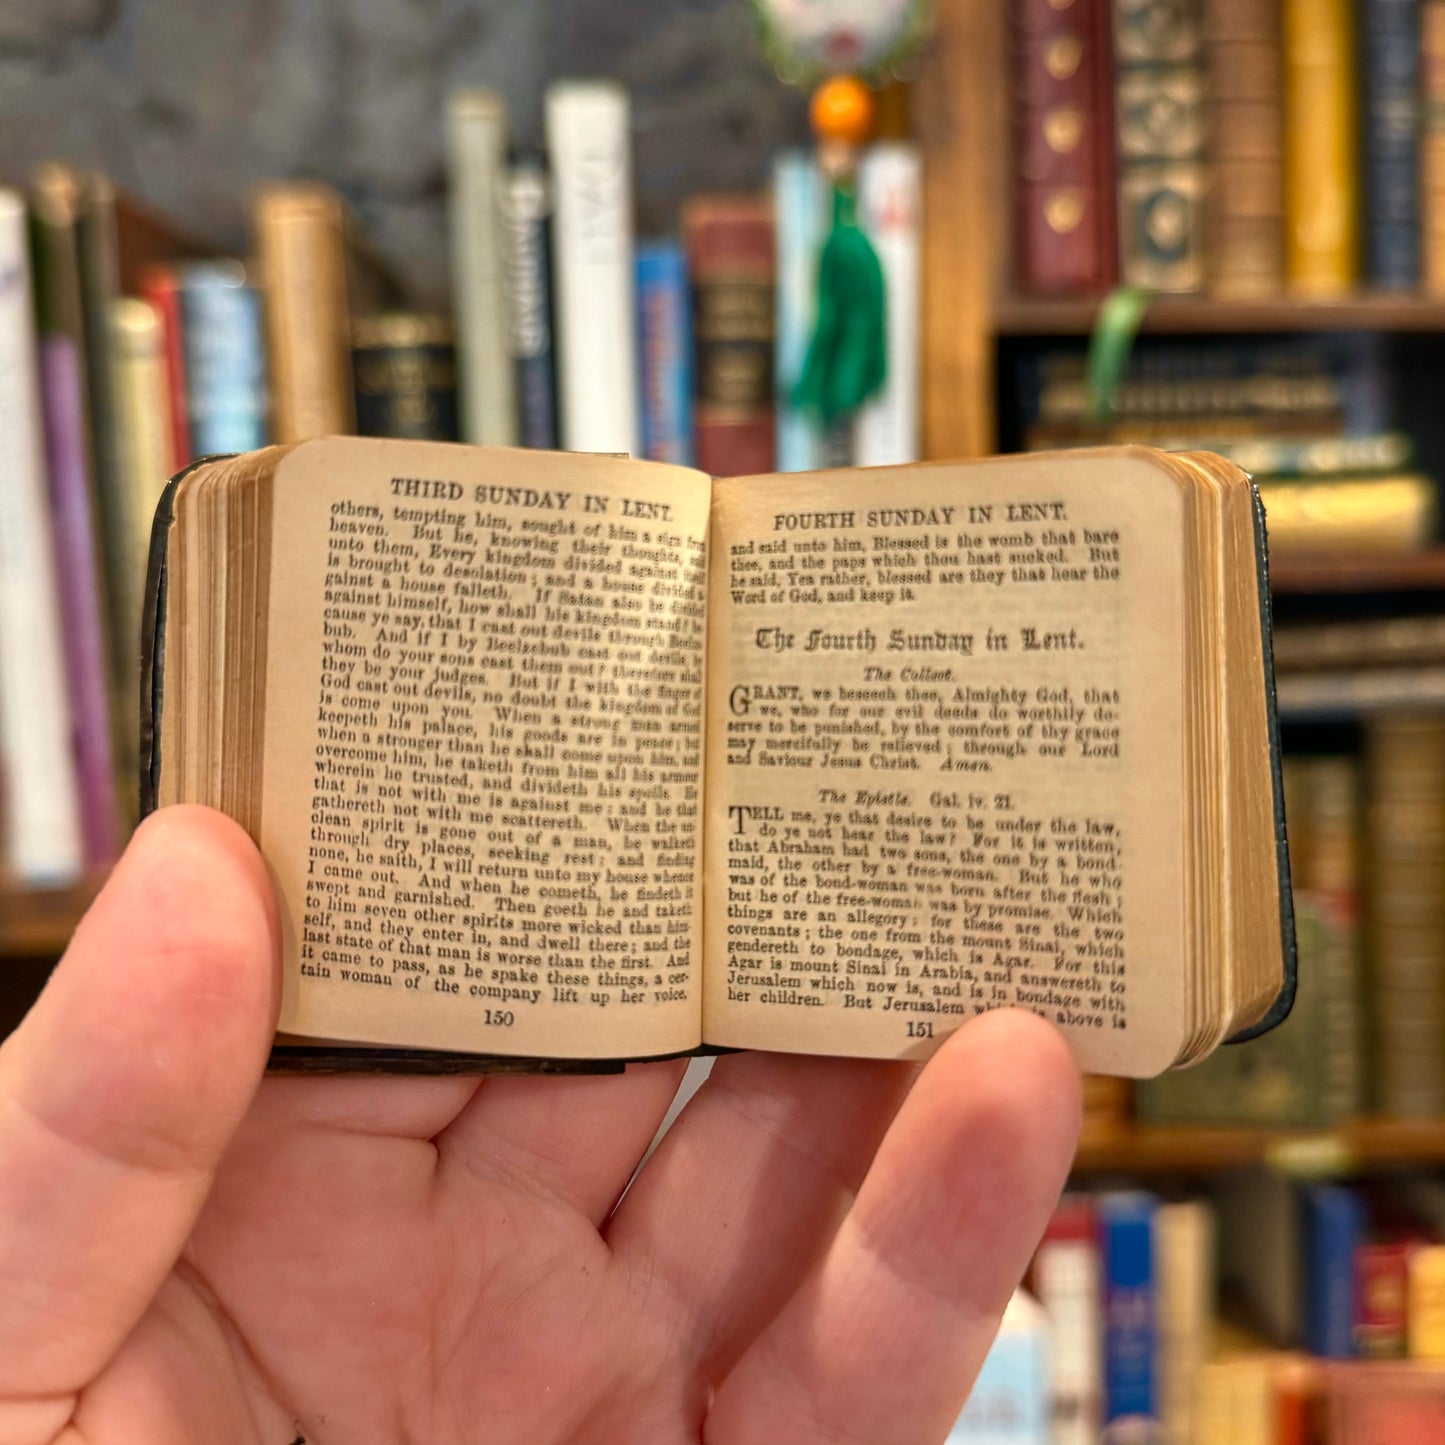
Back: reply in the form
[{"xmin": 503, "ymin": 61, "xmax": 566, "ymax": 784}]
[
  {"xmin": 447, "ymin": 88, "xmax": 517, "ymax": 446},
  {"xmin": 546, "ymin": 80, "xmax": 639, "ymax": 456},
  {"xmin": 854, "ymin": 143, "xmax": 923, "ymax": 468},
  {"xmin": 1034, "ymin": 1232, "xmax": 1103, "ymax": 1445},
  {"xmin": 773, "ymin": 151, "xmax": 831, "ymax": 472},
  {"xmin": 0, "ymin": 190, "xmax": 83, "ymax": 883}
]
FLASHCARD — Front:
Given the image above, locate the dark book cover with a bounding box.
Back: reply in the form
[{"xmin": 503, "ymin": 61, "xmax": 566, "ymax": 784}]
[
  {"xmin": 1363, "ymin": 0, "xmax": 1422, "ymax": 290},
  {"xmin": 684, "ymin": 197, "xmax": 775, "ymax": 478},
  {"xmin": 352, "ymin": 314, "xmax": 459, "ymax": 442}
]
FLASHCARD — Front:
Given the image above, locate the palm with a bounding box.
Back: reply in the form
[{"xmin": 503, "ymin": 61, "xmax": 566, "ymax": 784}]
[{"xmin": 0, "ymin": 810, "xmax": 1080, "ymax": 1445}]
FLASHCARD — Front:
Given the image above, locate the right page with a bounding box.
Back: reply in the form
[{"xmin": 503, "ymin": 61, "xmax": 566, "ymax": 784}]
[{"xmin": 704, "ymin": 450, "xmax": 1190, "ymax": 1076}]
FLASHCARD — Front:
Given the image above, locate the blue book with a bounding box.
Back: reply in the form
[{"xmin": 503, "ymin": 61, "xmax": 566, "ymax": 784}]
[
  {"xmin": 772, "ymin": 151, "xmax": 831, "ymax": 473},
  {"xmin": 1364, "ymin": 0, "xmax": 1421, "ymax": 289},
  {"xmin": 1098, "ymin": 1192, "xmax": 1157, "ymax": 1427},
  {"xmin": 1303, "ymin": 1183, "xmax": 1364, "ymax": 1358},
  {"xmin": 635, "ymin": 240, "xmax": 693, "ymax": 466},
  {"xmin": 180, "ymin": 261, "xmax": 267, "ymax": 456}
]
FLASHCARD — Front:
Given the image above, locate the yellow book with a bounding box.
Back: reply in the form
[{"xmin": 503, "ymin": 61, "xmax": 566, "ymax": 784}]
[
  {"xmin": 1282, "ymin": 0, "xmax": 1359, "ymax": 296},
  {"xmin": 1409, "ymin": 1246, "xmax": 1445, "ymax": 1358}
]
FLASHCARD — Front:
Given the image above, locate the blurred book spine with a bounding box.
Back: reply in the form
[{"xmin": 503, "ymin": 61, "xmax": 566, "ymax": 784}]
[
  {"xmin": 1100, "ymin": 1191, "xmax": 1158, "ymax": 1425},
  {"xmin": 1282, "ymin": 0, "xmax": 1359, "ymax": 295},
  {"xmin": 1363, "ymin": 0, "xmax": 1422, "ymax": 289},
  {"xmin": 635, "ymin": 240, "xmax": 693, "ymax": 466},
  {"xmin": 772, "ymin": 152, "xmax": 830, "ymax": 473},
  {"xmin": 180, "ymin": 262, "xmax": 268, "ymax": 457},
  {"xmin": 546, "ymin": 81, "xmax": 638, "ymax": 456},
  {"xmin": 1304, "ymin": 1184, "xmax": 1365, "ymax": 1358},
  {"xmin": 1113, "ymin": 0, "xmax": 1207, "ymax": 292},
  {"xmin": 500, "ymin": 161, "xmax": 557, "ymax": 450},
  {"xmin": 1033, "ymin": 1196, "xmax": 1102, "ymax": 1445},
  {"xmin": 137, "ymin": 266, "xmax": 192, "ymax": 472},
  {"xmin": 1424, "ymin": 0, "xmax": 1445, "ymax": 295},
  {"xmin": 1366, "ymin": 715, "xmax": 1445, "ymax": 1117},
  {"xmin": 352, "ymin": 313, "xmax": 458, "ymax": 442},
  {"xmin": 253, "ymin": 182, "xmax": 355, "ymax": 442},
  {"xmin": 447, "ymin": 89, "xmax": 515, "ymax": 447},
  {"xmin": 1156, "ymin": 1201, "xmax": 1216, "ymax": 1445},
  {"xmin": 30, "ymin": 167, "xmax": 120, "ymax": 868},
  {"xmin": 0, "ymin": 190, "xmax": 82, "ymax": 883},
  {"xmin": 1204, "ymin": 0, "xmax": 1285, "ymax": 297},
  {"xmin": 854, "ymin": 143, "xmax": 922, "ymax": 467},
  {"xmin": 684, "ymin": 195, "xmax": 775, "ymax": 478},
  {"xmin": 109, "ymin": 297, "xmax": 175, "ymax": 613},
  {"xmin": 1011, "ymin": 0, "xmax": 1117, "ymax": 294},
  {"xmin": 1408, "ymin": 1245, "xmax": 1445, "ymax": 1356},
  {"xmin": 1355, "ymin": 1242, "xmax": 1413, "ymax": 1358},
  {"xmin": 1254, "ymin": 475, "xmax": 1436, "ymax": 556}
]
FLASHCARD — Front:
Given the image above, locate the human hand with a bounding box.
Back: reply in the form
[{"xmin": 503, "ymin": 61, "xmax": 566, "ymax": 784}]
[{"xmin": 0, "ymin": 806, "xmax": 1080, "ymax": 1445}]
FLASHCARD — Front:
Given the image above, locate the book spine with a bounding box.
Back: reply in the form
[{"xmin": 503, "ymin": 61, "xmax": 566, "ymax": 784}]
[
  {"xmin": 1282, "ymin": 0, "xmax": 1360, "ymax": 295},
  {"xmin": 1113, "ymin": 0, "xmax": 1208, "ymax": 292},
  {"xmin": 1252, "ymin": 476, "xmax": 1436, "ymax": 556},
  {"xmin": 853, "ymin": 144, "xmax": 922, "ymax": 467},
  {"xmin": 351, "ymin": 314, "xmax": 458, "ymax": 442},
  {"xmin": 0, "ymin": 192, "xmax": 83, "ymax": 883},
  {"xmin": 1155, "ymin": 1200, "xmax": 1215, "ymax": 1445},
  {"xmin": 684, "ymin": 195, "xmax": 775, "ymax": 478},
  {"xmin": 1034, "ymin": 1198, "xmax": 1102, "ymax": 1445},
  {"xmin": 1366, "ymin": 715, "xmax": 1445, "ymax": 1116},
  {"xmin": 37, "ymin": 335, "xmax": 119, "ymax": 867},
  {"xmin": 1423, "ymin": 0, "xmax": 1445, "ymax": 294},
  {"xmin": 500, "ymin": 163, "xmax": 558, "ymax": 450},
  {"xmin": 1204, "ymin": 0, "xmax": 1285, "ymax": 297},
  {"xmin": 1305, "ymin": 1184, "xmax": 1364, "ymax": 1357},
  {"xmin": 180, "ymin": 262, "xmax": 268, "ymax": 457},
  {"xmin": 1408, "ymin": 1244, "xmax": 1445, "ymax": 1357},
  {"xmin": 447, "ymin": 90, "xmax": 516, "ymax": 447},
  {"xmin": 1364, "ymin": 0, "xmax": 1422, "ymax": 289},
  {"xmin": 110, "ymin": 297, "xmax": 176, "ymax": 624},
  {"xmin": 545, "ymin": 81, "xmax": 639, "ymax": 456},
  {"xmin": 1355, "ymin": 1242, "xmax": 1412, "ymax": 1358},
  {"xmin": 772, "ymin": 152, "xmax": 830, "ymax": 472},
  {"xmin": 1302, "ymin": 757, "xmax": 1365, "ymax": 1122},
  {"xmin": 1012, "ymin": 0, "xmax": 1117, "ymax": 294},
  {"xmin": 635, "ymin": 240, "xmax": 693, "ymax": 467},
  {"xmin": 253, "ymin": 184, "xmax": 355, "ymax": 441},
  {"xmin": 1099, "ymin": 1192, "xmax": 1158, "ymax": 1424},
  {"xmin": 137, "ymin": 266, "xmax": 192, "ymax": 472}
]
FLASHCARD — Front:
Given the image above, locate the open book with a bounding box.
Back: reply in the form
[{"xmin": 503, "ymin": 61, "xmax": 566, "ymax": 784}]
[{"xmin": 141, "ymin": 438, "xmax": 1295, "ymax": 1078}]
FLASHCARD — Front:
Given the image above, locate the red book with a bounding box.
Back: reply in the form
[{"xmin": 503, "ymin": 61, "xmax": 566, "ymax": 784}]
[
  {"xmin": 683, "ymin": 197, "xmax": 775, "ymax": 477},
  {"xmin": 139, "ymin": 265, "xmax": 192, "ymax": 472},
  {"xmin": 1011, "ymin": 0, "xmax": 1117, "ymax": 294},
  {"xmin": 1355, "ymin": 1243, "xmax": 1413, "ymax": 1359}
]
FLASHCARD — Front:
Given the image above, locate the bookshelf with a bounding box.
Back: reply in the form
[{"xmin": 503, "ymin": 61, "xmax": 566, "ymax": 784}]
[{"xmin": 0, "ymin": 877, "xmax": 100, "ymax": 956}]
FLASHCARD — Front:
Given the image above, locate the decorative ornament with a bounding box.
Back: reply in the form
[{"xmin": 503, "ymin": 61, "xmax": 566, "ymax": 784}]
[{"xmin": 751, "ymin": 0, "xmax": 932, "ymax": 426}]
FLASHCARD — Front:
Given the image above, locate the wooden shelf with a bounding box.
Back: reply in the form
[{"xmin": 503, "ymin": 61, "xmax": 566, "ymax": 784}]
[
  {"xmin": 1269, "ymin": 551, "xmax": 1445, "ymax": 594},
  {"xmin": 0, "ymin": 876, "xmax": 101, "ymax": 957},
  {"xmin": 1075, "ymin": 1118, "xmax": 1445, "ymax": 1175},
  {"xmin": 993, "ymin": 293, "xmax": 1445, "ymax": 337}
]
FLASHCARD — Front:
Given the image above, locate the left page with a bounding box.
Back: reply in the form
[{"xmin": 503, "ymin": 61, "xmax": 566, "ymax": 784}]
[{"xmin": 259, "ymin": 438, "xmax": 710, "ymax": 1058}]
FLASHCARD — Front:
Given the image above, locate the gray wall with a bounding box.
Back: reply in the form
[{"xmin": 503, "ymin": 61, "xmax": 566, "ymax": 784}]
[{"xmin": 0, "ymin": 0, "xmax": 808, "ymax": 306}]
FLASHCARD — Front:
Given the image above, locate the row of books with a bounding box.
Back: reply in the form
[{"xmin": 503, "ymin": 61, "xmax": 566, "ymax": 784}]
[
  {"xmin": 951, "ymin": 1183, "xmax": 1445, "ymax": 1444},
  {"xmin": 0, "ymin": 80, "xmax": 924, "ymax": 889},
  {"xmin": 1011, "ymin": 0, "xmax": 1445, "ymax": 299},
  {"xmin": 1011, "ymin": 338, "xmax": 1441, "ymax": 556},
  {"xmin": 1134, "ymin": 715, "xmax": 1445, "ymax": 1125}
]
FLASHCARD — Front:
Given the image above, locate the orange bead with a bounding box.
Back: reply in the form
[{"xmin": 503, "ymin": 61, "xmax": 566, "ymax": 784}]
[{"xmin": 809, "ymin": 75, "xmax": 875, "ymax": 147}]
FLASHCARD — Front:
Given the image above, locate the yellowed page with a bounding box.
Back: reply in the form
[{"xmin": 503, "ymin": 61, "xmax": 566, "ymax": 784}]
[
  {"xmin": 260, "ymin": 437, "xmax": 709, "ymax": 1058},
  {"xmin": 704, "ymin": 450, "xmax": 1187, "ymax": 1076}
]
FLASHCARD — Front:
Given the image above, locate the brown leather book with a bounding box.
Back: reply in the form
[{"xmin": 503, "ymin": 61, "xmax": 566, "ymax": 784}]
[
  {"xmin": 1011, "ymin": 0, "xmax": 1118, "ymax": 294},
  {"xmin": 683, "ymin": 196, "xmax": 775, "ymax": 478}
]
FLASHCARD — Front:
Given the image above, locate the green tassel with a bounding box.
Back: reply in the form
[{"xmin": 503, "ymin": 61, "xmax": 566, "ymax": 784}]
[{"xmin": 792, "ymin": 181, "xmax": 887, "ymax": 425}]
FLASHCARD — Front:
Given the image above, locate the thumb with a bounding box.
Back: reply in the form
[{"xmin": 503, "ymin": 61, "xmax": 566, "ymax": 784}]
[{"xmin": 0, "ymin": 805, "xmax": 278, "ymax": 1427}]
